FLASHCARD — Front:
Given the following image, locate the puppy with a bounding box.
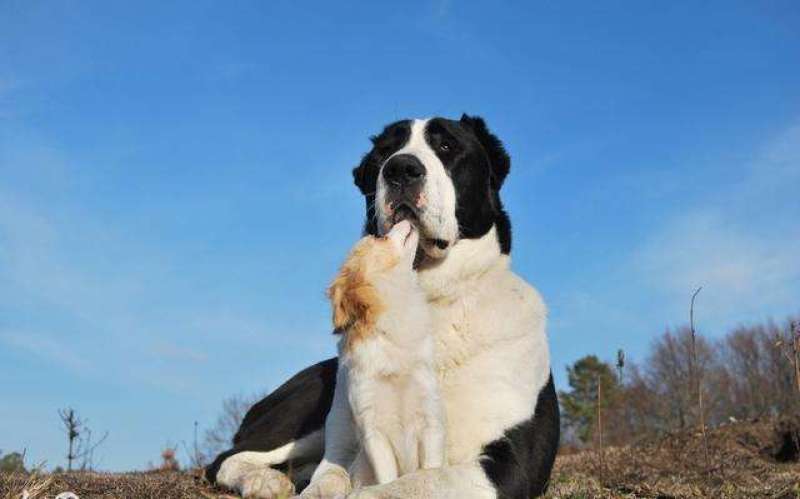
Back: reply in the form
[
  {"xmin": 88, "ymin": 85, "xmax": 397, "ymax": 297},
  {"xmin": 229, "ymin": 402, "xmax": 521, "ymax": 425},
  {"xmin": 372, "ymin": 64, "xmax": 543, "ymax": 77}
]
[{"xmin": 327, "ymin": 220, "xmax": 446, "ymax": 486}]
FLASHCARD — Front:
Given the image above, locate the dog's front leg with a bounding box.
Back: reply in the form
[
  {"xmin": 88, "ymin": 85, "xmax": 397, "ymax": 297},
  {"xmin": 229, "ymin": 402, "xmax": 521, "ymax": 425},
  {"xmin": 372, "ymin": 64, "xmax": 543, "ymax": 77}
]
[
  {"xmin": 300, "ymin": 369, "xmax": 357, "ymax": 499},
  {"xmin": 419, "ymin": 423, "xmax": 446, "ymax": 470},
  {"xmin": 415, "ymin": 364, "xmax": 446, "ymax": 470},
  {"xmin": 363, "ymin": 430, "xmax": 398, "ymax": 485}
]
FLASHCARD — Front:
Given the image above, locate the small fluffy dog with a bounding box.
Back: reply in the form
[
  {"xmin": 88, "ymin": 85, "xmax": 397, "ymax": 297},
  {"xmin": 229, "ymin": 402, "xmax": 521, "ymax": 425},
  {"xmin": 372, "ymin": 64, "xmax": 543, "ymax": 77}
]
[{"xmin": 327, "ymin": 220, "xmax": 446, "ymax": 486}]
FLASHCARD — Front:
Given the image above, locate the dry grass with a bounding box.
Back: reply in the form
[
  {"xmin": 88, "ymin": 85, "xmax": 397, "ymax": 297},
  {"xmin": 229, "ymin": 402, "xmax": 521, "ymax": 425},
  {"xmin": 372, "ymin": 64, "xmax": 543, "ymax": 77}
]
[
  {"xmin": 0, "ymin": 469, "xmax": 232, "ymax": 499},
  {"xmin": 1, "ymin": 471, "xmax": 53, "ymax": 499},
  {"xmin": 2, "ymin": 418, "xmax": 797, "ymax": 499},
  {"xmin": 547, "ymin": 417, "xmax": 800, "ymax": 498}
]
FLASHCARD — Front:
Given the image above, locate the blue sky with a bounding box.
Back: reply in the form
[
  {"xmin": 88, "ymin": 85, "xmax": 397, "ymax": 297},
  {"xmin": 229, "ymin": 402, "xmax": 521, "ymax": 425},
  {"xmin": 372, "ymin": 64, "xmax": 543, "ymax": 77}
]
[{"xmin": 1, "ymin": 1, "xmax": 799, "ymax": 471}]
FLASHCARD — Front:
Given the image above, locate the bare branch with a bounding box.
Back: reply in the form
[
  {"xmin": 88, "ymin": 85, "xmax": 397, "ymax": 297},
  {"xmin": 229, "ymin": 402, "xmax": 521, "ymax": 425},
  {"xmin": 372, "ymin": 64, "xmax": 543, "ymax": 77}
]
[
  {"xmin": 58, "ymin": 408, "xmax": 108, "ymax": 471},
  {"xmin": 688, "ymin": 287, "xmax": 710, "ymax": 476}
]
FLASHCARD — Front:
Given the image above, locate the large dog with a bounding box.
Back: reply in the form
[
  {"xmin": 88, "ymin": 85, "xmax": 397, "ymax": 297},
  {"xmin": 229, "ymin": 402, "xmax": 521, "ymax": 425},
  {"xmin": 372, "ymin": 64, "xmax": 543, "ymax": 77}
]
[{"xmin": 207, "ymin": 115, "xmax": 560, "ymax": 499}]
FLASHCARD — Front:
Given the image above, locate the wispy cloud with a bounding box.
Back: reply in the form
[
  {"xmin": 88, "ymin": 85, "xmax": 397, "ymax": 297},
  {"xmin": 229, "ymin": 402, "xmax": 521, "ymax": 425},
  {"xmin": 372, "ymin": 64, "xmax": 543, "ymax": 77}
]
[
  {"xmin": 0, "ymin": 76, "xmax": 17, "ymax": 95},
  {"xmin": 433, "ymin": 0, "xmax": 451, "ymax": 19},
  {"xmin": 634, "ymin": 212, "xmax": 799, "ymax": 321},
  {"xmin": 0, "ymin": 74, "xmax": 22, "ymax": 118},
  {"xmin": 0, "ymin": 191, "xmax": 142, "ymax": 328},
  {"xmin": 631, "ymin": 121, "xmax": 800, "ymax": 331},
  {"xmin": 150, "ymin": 341, "xmax": 207, "ymax": 363},
  {"xmin": 0, "ymin": 180, "xmax": 325, "ymax": 397},
  {"xmin": 0, "ymin": 329, "xmax": 88, "ymax": 373}
]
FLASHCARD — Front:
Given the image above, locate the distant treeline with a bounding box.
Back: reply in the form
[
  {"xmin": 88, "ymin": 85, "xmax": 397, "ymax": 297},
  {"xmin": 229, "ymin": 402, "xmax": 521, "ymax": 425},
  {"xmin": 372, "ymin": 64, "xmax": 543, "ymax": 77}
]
[{"xmin": 559, "ymin": 315, "xmax": 800, "ymax": 447}]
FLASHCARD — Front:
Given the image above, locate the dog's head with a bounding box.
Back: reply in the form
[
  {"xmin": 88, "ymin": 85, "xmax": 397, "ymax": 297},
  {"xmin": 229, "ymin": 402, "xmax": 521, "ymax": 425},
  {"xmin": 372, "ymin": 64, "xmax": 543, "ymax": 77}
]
[
  {"xmin": 328, "ymin": 221, "xmax": 419, "ymax": 345},
  {"xmin": 352, "ymin": 114, "xmax": 511, "ymax": 260}
]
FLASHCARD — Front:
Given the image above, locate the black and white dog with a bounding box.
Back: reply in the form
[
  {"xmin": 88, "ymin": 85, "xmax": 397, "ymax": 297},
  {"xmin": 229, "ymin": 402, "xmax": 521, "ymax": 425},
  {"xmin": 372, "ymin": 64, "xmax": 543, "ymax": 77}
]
[{"xmin": 207, "ymin": 115, "xmax": 559, "ymax": 499}]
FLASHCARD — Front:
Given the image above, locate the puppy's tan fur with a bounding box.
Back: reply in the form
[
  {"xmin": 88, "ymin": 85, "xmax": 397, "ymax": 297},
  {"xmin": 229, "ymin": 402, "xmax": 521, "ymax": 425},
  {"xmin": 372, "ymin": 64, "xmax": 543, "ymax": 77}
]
[{"xmin": 327, "ymin": 235, "xmax": 399, "ymax": 351}]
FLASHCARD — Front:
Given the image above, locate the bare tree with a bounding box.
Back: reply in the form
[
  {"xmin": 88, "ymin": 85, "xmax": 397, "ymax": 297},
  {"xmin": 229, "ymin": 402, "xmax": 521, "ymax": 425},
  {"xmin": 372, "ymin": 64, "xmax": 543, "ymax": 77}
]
[
  {"xmin": 710, "ymin": 319, "xmax": 800, "ymax": 421},
  {"xmin": 58, "ymin": 408, "xmax": 108, "ymax": 471},
  {"xmin": 201, "ymin": 393, "xmax": 261, "ymax": 462},
  {"xmin": 777, "ymin": 321, "xmax": 800, "ymax": 395},
  {"xmin": 182, "ymin": 421, "xmax": 206, "ymax": 469},
  {"xmin": 624, "ymin": 326, "xmax": 717, "ymax": 434},
  {"xmin": 573, "ymin": 313, "xmax": 800, "ymax": 448}
]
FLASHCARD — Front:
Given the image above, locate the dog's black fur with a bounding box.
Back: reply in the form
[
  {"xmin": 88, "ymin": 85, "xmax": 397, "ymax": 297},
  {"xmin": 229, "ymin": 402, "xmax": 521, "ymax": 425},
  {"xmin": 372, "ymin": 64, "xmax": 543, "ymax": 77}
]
[
  {"xmin": 205, "ymin": 358, "xmax": 337, "ymax": 482},
  {"xmin": 206, "ymin": 115, "xmax": 559, "ymax": 498},
  {"xmin": 480, "ymin": 375, "xmax": 560, "ymax": 498}
]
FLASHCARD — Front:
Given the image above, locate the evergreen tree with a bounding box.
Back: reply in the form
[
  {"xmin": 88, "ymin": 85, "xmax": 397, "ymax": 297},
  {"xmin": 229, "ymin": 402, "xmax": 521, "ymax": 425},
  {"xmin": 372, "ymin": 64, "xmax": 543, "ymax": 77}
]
[
  {"xmin": 559, "ymin": 355, "xmax": 620, "ymax": 444},
  {"xmin": 0, "ymin": 451, "xmax": 27, "ymax": 474}
]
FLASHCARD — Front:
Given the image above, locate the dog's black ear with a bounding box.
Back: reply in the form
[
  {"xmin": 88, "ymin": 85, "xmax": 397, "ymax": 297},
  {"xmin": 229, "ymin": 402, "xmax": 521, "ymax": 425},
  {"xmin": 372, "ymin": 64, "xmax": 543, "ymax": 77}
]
[
  {"xmin": 352, "ymin": 161, "xmax": 366, "ymax": 194},
  {"xmin": 460, "ymin": 114, "xmax": 510, "ymax": 190},
  {"xmin": 351, "ymin": 135, "xmax": 379, "ymax": 195}
]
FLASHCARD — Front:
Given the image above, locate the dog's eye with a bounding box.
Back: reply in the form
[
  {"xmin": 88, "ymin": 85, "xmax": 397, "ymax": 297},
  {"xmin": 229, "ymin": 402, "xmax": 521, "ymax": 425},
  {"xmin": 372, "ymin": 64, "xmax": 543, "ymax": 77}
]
[{"xmin": 439, "ymin": 143, "xmax": 451, "ymax": 152}]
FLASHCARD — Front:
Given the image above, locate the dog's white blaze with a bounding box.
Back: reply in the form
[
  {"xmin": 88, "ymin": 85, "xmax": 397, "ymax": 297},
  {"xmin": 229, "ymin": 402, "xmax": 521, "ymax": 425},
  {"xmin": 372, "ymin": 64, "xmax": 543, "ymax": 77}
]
[{"xmin": 376, "ymin": 119, "xmax": 459, "ymax": 256}]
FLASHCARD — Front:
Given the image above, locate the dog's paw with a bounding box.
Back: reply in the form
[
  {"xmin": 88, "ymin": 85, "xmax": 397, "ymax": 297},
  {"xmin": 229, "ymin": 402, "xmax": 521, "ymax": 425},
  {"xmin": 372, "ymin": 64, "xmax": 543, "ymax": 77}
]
[
  {"xmin": 345, "ymin": 486, "xmax": 382, "ymax": 499},
  {"xmin": 217, "ymin": 455, "xmax": 294, "ymax": 498},
  {"xmin": 238, "ymin": 467, "xmax": 295, "ymax": 498},
  {"xmin": 299, "ymin": 469, "xmax": 352, "ymax": 499}
]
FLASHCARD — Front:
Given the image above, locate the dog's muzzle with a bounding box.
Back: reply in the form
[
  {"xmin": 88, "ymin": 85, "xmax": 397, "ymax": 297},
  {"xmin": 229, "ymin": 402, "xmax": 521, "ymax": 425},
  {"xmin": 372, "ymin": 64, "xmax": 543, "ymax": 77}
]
[{"xmin": 383, "ymin": 154, "xmax": 425, "ymax": 191}]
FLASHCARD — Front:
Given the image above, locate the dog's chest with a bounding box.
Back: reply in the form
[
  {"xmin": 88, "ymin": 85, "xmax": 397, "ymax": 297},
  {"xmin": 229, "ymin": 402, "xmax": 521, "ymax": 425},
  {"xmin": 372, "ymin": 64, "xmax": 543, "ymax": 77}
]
[
  {"xmin": 427, "ymin": 271, "xmax": 509, "ymax": 374},
  {"xmin": 429, "ymin": 295, "xmax": 480, "ymax": 374},
  {"xmin": 422, "ymin": 268, "xmax": 548, "ymax": 464}
]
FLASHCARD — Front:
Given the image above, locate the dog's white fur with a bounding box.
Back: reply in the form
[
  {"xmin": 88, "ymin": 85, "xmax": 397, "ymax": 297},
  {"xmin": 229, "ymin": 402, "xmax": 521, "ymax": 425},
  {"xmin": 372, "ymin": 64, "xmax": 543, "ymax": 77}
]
[{"xmin": 220, "ymin": 119, "xmax": 551, "ymax": 499}]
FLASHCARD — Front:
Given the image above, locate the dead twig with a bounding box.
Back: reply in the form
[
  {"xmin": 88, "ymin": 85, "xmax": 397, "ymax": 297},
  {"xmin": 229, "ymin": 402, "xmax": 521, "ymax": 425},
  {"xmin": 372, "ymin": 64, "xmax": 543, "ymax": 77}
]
[{"xmin": 689, "ymin": 286, "xmax": 711, "ymax": 477}]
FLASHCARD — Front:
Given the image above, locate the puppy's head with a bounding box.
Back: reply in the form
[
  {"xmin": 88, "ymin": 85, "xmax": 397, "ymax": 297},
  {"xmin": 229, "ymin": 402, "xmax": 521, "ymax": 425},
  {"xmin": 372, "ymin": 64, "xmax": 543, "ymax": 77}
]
[{"xmin": 328, "ymin": 221, "xmax": 419, "ymax": 346}]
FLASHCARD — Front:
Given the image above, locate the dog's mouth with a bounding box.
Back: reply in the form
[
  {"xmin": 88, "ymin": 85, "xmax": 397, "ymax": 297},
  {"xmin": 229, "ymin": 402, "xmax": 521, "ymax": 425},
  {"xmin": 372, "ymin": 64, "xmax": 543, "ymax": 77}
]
[
  {"xmin": 389, "ymin": 202, "xmax": 450, "ymax": 254},
  {"xmin": 391, "ymin": 202, "xmax": 418, "ymax": 224}
]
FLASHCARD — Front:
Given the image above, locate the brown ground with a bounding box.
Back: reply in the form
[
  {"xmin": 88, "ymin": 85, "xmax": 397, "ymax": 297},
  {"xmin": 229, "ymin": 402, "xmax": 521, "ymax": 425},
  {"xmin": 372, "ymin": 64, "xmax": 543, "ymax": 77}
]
[
  {"xmin": 2, "ymin": 418, "xmax": 798, "ymax": 499},
  {"xmin": 0, "ymin": 469, "xmax": 228, "ymax": 499},
  {"xmin": 546, "ymin": 416, "xmax": 800, "ymax": 498}
]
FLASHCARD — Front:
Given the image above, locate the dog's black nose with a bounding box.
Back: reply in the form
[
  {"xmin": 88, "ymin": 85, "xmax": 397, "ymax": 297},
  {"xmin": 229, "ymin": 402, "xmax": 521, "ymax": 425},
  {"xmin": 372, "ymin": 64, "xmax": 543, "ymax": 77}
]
[{"xmin": 382, "ymin": 154, "xmax": 426, "ymax": 187}]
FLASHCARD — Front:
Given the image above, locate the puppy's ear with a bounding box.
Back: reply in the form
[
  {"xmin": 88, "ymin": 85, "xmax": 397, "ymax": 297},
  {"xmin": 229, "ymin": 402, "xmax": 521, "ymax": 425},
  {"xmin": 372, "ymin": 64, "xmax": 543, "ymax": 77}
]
[
  {"xmin": 460, "ymin": 114, "xmax": 511, "ymax": 190},
  {"xmin": 328, "ymin": 270, "xmax": 357, "ymax": 332}
]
